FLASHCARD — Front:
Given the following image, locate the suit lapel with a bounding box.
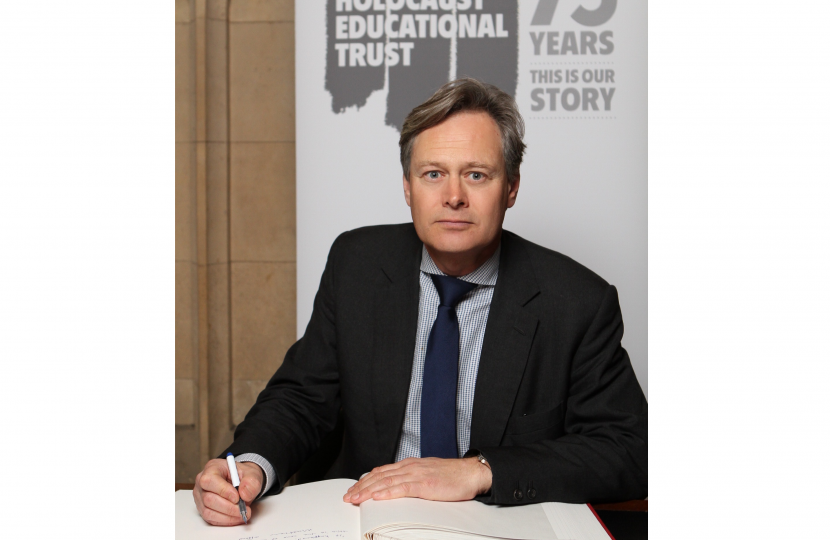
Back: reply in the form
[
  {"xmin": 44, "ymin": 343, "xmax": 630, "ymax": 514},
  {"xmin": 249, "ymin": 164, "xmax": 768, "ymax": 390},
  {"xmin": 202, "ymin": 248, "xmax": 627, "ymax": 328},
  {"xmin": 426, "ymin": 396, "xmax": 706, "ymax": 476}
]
[
  {"xmin": 469, "ymin": 231, "xmax": 541, "ymax": 449},
  {"xmin": 371, "ymin": 227, "xmax": 422, "ymax": 462}
]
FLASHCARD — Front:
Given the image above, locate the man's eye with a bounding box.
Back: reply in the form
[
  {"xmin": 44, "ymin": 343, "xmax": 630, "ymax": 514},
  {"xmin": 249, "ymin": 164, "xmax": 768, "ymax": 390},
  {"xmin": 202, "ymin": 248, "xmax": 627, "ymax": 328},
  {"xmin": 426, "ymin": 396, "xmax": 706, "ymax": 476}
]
[
  {"xmin": 427, "ymin": 171, "xmax": 441, "ymax": 179},
  {"xmin": 470, "ymin": 172, "xmax": 483, "ymax": 180}
]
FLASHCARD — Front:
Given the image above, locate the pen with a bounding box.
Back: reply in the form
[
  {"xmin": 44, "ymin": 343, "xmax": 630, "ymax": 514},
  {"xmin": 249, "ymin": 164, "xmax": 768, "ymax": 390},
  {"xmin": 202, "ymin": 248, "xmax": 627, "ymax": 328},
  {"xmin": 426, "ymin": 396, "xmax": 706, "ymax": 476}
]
[{"xmin": 226, "ymin": 453, "xmax": 248, "ymax": 524}]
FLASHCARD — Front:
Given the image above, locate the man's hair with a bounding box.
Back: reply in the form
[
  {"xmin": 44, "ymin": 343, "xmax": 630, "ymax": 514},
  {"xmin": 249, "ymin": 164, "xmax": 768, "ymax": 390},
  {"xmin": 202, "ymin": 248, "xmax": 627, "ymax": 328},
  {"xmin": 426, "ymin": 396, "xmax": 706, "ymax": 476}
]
[{"xmin": 399, "ymin": 77, "xmax": 526, "ymax": 184}]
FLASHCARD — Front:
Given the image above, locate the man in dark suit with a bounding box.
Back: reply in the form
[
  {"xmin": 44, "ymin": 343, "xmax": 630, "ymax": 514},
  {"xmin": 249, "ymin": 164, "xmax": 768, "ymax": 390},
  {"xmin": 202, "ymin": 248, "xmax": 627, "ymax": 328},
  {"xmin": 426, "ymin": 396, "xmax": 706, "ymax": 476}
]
[{"xmin": 193, "ymin": 78, "xmax": 647, "ymax": 526}]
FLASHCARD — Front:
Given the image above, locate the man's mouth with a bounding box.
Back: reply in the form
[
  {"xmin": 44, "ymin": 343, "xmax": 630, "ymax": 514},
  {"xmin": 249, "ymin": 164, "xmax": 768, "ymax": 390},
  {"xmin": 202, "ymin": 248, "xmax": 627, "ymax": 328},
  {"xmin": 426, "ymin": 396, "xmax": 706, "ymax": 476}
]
[{"xmin": 436, "ymin": 220, "xmax": 473, "ymax": 229}]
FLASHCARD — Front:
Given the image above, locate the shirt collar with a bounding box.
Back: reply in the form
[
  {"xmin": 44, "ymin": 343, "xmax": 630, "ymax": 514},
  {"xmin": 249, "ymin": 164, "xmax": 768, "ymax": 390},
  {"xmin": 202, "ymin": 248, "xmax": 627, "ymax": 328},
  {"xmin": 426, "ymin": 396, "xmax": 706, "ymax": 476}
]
[{"xmin": 420, "ymin": 243, "xmax": 500, "ymax": 286}]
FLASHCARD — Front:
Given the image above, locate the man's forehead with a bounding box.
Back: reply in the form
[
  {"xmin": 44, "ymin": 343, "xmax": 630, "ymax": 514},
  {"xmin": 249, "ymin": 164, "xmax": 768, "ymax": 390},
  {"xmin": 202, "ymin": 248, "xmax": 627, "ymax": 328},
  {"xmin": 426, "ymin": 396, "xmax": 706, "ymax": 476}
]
[
  {"xmin": 412, "ymin": 113, "xmax": 502, "ymax": 155},
  {"xmin": 412, "ymin": 158, "xmax": 498, "ymax": 170},
  {"xmin": 417, "ymin": 110, "xmax": 500, "ymax": 138}
]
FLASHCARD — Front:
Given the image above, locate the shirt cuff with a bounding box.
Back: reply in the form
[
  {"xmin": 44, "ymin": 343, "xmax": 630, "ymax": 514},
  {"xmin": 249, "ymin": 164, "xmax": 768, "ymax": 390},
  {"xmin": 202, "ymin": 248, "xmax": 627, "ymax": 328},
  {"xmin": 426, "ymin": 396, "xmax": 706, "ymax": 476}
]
[{"xmin": 235, "ymin": 453, "xmax": 276, "ymax": 499}]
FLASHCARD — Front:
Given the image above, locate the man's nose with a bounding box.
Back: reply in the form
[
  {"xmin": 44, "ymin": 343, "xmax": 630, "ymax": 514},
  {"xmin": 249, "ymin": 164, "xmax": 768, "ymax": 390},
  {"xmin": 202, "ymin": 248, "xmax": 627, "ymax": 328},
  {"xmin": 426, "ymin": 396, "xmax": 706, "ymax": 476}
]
[{"xmin": 443, "ymin": 175, "xmax": 468, "ymax": 209}]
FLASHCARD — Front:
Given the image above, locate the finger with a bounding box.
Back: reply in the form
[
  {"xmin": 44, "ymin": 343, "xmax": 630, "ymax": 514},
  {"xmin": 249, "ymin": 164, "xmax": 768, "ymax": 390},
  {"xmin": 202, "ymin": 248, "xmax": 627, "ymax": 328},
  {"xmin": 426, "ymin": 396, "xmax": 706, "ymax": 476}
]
[
  {"xmin": 347, "ymin": 472, "xmax": 416, "ymax": 504},
  {"xmin": 348, "ymin": 462, "xmax": 421, "ymax": 497},
  {"xmin": 238, "ymin": 475, "xmax": 262, "ymax": 503},
  {"xmin": 199, "ymin": 465, "xmax": 240, "ymax": 504},
  {"xmin": 193, "ymin": 483, "xmax": 206, "ymax": 514},
  {"xmin": 200, "ymin": 506, "xmax": 247, "ymax": 527},
  {"xmin": 238, "ymin": 479, "xmax": 261, "ymax": 504},
  {"xmin": 194, "ymin": 471, "xmax": 220, "ymax": 513},
  {"xmin": 196, "ymin": 481, "xmax": 252, "ymax": 526},
  {"xmin": 345, "ymin": 460, "xmax": 415, "ymax": 494},
  {"xmin": 371, "ymin": 480, "xmax": 420, "ymax": 501},
  {"xmin": 344, "ymin": 471, "xmax": 400, "ymax": 501},
  {"xmin": 202, "ymin": 490, "xmax": 253, "ymax": 521},
  {"xmin": 348, "ymin": 457, "xmax": 457, "ymax": 504},
  {"xmin": 237, "ymin": 464, "xmax": 263, "ymax": 502}
]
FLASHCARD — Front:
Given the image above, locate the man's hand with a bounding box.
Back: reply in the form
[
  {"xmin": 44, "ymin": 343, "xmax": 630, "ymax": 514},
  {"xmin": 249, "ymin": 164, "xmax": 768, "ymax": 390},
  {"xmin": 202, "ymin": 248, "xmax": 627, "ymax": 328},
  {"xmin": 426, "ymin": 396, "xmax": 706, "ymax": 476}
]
[
  {"xmin": 193, "ymin": 458, "xmax": 264, "ymax": 526},
  {"xmin": 342, "ymin": 457, "xmax": 492, "ymax": 505}
]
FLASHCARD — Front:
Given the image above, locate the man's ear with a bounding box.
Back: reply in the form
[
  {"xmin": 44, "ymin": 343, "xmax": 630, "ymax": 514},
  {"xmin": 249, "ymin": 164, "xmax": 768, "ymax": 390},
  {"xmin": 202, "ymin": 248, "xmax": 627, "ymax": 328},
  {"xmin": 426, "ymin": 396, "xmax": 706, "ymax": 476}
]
[
  {"xmin": 506, "ymin": 174, "xmax": 520, "ymax": 208},
  {"xmin": 403, "ymin": 174, "xmax": 412, "ymax": 207}
]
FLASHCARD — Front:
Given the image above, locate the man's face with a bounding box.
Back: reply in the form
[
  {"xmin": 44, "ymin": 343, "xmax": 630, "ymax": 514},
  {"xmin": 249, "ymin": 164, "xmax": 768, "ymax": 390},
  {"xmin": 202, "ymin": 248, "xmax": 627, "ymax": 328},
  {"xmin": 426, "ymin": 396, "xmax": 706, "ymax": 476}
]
[{"xmin": 404, "ymin": 111, "xmax": 520, "ymax": 262}]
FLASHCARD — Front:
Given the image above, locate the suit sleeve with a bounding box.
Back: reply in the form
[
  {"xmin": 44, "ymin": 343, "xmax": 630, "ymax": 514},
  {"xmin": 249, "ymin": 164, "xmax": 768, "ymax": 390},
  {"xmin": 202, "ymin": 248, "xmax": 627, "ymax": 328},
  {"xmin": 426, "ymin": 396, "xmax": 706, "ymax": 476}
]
[
  {"xmin": 470, "ymin": 285, "xmax": 648, "ymax": 504},
  {"xmin": 222, "ymin": 235, "xmax": 346, "ymax": 495}
]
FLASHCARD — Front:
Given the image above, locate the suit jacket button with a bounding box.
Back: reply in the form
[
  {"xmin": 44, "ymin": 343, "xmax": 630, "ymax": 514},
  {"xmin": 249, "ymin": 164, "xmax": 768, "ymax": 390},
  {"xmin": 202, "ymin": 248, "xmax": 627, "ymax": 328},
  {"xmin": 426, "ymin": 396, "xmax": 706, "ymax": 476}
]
[
  {"xmin": 513, "ymin": 489, "xmax": 523, "ymax": 501},
  {"xmin": 528, "ymin": 488, "xmax": 536, "ymax": 499}
]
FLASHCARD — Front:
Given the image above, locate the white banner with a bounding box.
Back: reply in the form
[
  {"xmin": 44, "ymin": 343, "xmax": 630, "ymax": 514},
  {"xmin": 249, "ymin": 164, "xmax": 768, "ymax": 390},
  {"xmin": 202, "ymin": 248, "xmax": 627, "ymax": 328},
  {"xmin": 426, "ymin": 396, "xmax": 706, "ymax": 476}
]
[{"xmin": 296, "ymin": 0, "xmax": 647, "ymax": 397}]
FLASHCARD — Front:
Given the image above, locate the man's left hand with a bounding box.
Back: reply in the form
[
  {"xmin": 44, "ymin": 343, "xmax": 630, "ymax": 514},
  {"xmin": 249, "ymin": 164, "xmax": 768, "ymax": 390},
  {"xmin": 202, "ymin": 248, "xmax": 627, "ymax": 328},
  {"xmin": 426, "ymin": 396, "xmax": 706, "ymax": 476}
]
[{"xmin": 343, "ymin": 457, "xmax": 492, "ymax": 504}]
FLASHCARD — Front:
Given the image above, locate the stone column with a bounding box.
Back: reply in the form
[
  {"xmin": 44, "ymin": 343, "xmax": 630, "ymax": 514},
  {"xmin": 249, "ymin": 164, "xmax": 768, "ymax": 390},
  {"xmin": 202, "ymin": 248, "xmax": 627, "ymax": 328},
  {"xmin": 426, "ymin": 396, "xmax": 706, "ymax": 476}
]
[{"xmin": 175, "ymin": 0, "xmax": 296, "ymax": 483}]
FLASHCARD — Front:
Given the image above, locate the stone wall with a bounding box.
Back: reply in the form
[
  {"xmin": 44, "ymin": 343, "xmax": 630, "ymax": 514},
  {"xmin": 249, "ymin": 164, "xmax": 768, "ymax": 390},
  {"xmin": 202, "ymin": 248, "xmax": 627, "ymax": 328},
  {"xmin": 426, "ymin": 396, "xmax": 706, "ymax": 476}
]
[{"xmin": 175, "ymin": 0, "xmax": 296, "ymax": 483}]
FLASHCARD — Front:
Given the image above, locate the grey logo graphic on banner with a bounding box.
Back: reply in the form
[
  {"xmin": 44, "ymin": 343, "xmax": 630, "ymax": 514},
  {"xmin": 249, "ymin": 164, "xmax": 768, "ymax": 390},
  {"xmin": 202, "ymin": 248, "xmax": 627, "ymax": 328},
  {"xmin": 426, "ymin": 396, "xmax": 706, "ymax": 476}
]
[
  {"xmin": 531, "ymin": 0, "xmax": 615, "ymax": 27},
  {"xmin": 527, "ymin": 0, "xmax": 617, "ymax": 115},
  {"xmin": 325, "ymin": 0, "xmax": 518, "ymax": 131}
]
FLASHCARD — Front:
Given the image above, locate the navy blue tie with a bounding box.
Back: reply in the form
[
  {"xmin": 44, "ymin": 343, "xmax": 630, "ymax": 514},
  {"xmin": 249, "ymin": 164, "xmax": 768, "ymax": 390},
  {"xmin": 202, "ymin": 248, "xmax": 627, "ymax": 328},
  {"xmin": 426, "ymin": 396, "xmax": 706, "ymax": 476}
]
[{"xmin": 420, "ymin": 274, "xmax": 477, "ymax": 459}]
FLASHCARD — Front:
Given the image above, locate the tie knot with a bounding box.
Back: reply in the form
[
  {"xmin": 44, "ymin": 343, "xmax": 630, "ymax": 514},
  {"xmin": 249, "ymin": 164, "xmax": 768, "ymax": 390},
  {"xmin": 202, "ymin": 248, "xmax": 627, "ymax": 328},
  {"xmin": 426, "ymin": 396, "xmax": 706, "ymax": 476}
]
[{"xmin": 430, "ymin": 274, "xmax": 477, "ymax": 308}]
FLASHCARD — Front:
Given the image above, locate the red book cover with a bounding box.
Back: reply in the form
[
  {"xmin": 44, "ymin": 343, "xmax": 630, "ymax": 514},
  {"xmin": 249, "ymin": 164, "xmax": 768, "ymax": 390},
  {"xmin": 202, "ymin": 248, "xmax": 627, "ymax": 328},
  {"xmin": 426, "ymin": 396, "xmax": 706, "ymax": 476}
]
[{"xmin": 587, "ymin": 503, "xmax": 616, "ymax": 540}]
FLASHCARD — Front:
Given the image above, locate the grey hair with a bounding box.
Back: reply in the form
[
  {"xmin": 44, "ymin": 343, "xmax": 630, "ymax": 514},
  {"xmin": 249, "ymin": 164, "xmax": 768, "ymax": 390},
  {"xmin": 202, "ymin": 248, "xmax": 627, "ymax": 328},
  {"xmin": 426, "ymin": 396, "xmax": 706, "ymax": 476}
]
[{"xmin": 399, "ymin": 77, "xmax": 526, "ymax": 184}]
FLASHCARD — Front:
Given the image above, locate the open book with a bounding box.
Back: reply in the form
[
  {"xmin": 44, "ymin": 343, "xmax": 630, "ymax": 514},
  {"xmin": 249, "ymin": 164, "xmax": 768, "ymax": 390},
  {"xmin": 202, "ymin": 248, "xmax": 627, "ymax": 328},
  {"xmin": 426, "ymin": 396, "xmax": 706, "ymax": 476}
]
[{"xmin": 175, "ymin": 478, "xmax": 612, "ymax": 540}]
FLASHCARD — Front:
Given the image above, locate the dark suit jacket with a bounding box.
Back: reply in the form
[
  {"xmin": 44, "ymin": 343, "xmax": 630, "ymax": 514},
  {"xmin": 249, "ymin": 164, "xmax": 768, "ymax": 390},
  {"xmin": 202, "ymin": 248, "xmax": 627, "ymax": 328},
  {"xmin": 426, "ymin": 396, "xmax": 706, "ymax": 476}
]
[{"xmin": 225, "ymin": 224, "xmax": 648, "ymax": 504}]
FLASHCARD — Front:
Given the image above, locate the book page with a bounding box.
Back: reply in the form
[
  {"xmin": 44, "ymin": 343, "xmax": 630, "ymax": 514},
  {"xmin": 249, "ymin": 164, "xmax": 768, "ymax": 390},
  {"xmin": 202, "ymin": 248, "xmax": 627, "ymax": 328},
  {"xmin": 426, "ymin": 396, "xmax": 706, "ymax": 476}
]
[
  {"xmin": 359, "ymin": 497, "xmax": 558, "ymax": 540},
  {"xmin": 541, "ymin": 503, "xmax": 611, "ymax": 540},
  {"xmin": 176, "ymin": 478, "xmax": 361, "ymax": 540}
]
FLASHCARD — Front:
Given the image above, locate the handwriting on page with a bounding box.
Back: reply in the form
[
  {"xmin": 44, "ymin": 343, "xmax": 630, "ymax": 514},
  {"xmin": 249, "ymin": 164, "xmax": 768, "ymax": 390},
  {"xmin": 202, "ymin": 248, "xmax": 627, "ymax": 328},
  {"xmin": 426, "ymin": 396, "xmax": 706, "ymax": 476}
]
[{"xmin": 237, "ymin": 529, "xmax": 349, "ymax": 540}]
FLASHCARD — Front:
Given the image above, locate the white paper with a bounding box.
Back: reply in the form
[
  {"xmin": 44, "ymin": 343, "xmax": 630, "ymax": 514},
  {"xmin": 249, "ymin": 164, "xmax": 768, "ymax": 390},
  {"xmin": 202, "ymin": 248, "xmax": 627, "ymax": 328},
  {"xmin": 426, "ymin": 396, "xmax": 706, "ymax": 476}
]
[
  {"xmin": 359, "ymin": 497, "xmax": 557, "ymax": 540},
  {"xmin": 175, "ymin": 478, "xmax": 361, "ymax": 540},
  {"xmin": 541, "ymin": 503, "xmax": 611, "ymax": 540},
  {"xmin": 176, "ymin": 478, "xmax": 607, "ymax": 540}
]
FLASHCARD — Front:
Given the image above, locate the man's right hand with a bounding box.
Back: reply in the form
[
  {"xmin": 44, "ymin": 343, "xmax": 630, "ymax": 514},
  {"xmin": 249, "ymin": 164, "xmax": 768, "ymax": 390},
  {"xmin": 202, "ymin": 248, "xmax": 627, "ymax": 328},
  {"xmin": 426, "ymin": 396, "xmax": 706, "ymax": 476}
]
[{"xmin": 193, "ymin": 458, "xmax": 264, "ymax": 526}]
